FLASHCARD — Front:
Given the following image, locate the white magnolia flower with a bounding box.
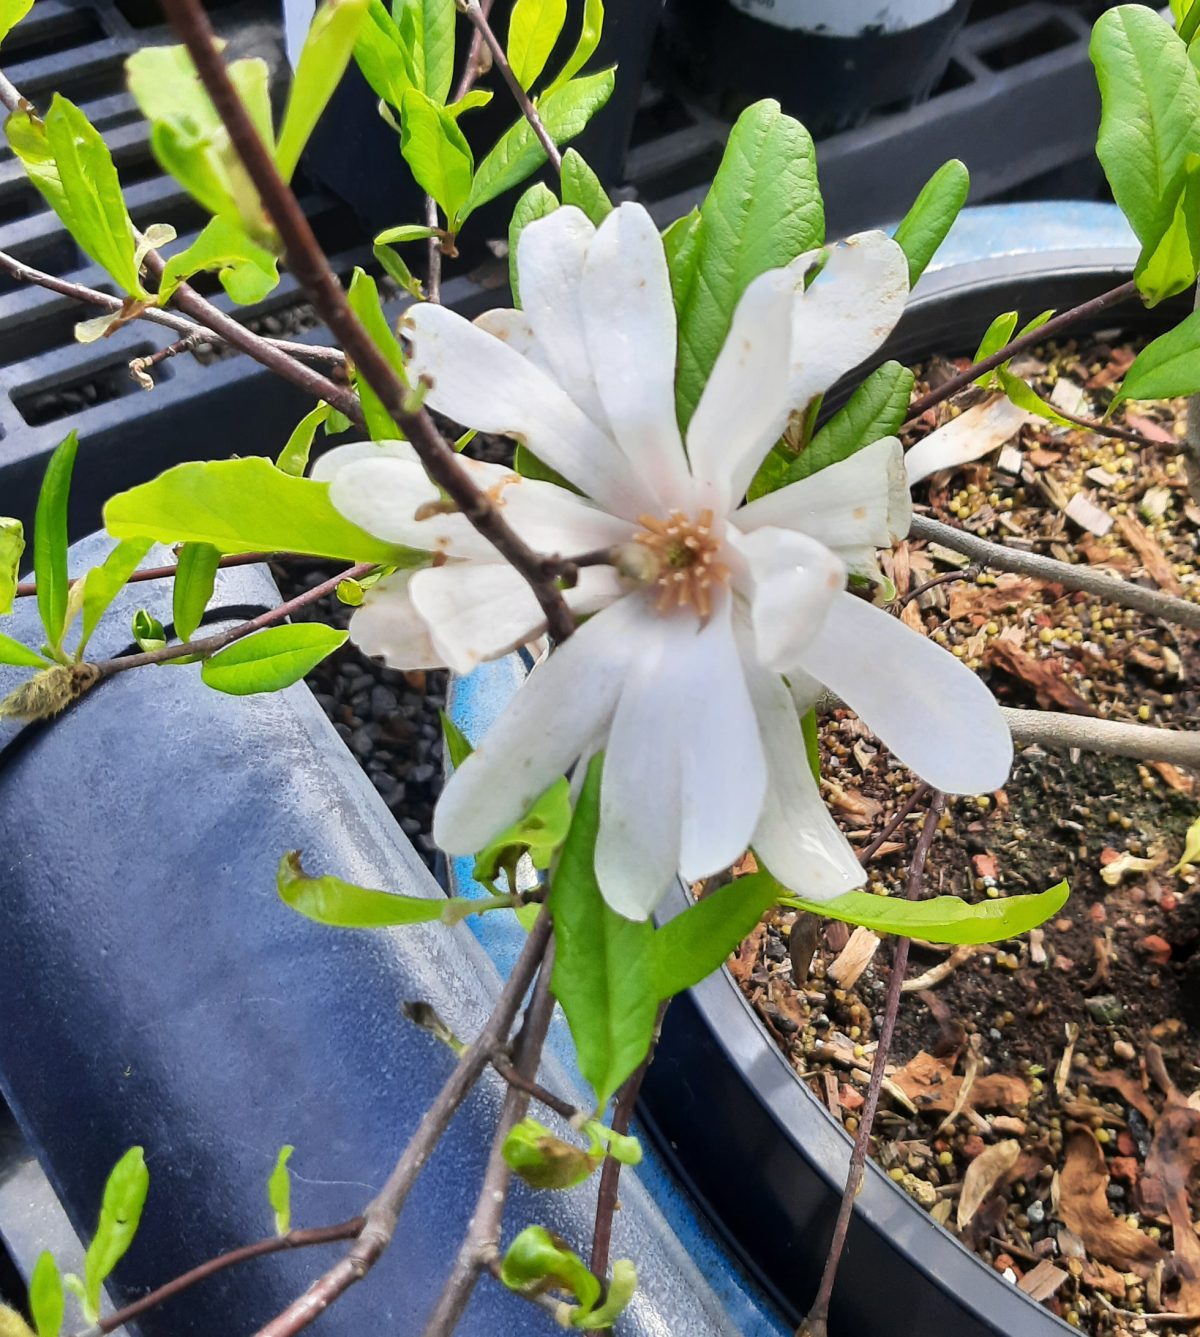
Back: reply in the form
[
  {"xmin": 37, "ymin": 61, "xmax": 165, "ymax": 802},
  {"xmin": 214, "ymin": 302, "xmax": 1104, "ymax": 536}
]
[{"xmin": 322, "ymin": 202, "xmax": 1013, "ymax": 920}]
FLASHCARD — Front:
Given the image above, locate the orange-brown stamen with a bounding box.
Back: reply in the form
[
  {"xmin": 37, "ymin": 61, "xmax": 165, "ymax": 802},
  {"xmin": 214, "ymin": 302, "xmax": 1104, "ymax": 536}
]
[{"xmin": 632, "ymin": 508, "xmax": 730, "ymax": 621}]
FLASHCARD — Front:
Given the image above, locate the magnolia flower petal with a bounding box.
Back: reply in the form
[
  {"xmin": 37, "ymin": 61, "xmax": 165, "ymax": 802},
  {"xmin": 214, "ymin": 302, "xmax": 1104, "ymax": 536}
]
[
  {"xmin": 405, "ymin": 301, "xmax": 649, "ymax": 518},
  {"xmin": 410, "ymin": 561, "xmax": 623, "ymax": 675},
  {"xmin": 580, "ymin": 202, "xmax": 693, "ymax": 510},
  {"xmin": 732, "ymin": 526, "xmax": 846, "ymax": 672},
  {"xmin": 677, "ymin": 597, "xmax": 768, "ymax": 882},
  {"xmin": 789, "ymin": 231, "xmax": 909, "ymax": 409},
  {"xmin": 596, "ymin": 621, "xmax": 683, "ymax": 921},
  {"xmin": 903, "ymin": 395, "xmax": 1034, "ymax": 487},
  {"xmin": 741, "ymin": 637, "xmax": 864, "ymax": 901},
  {"xmin": 348, "ymin": 571, "xmax": 443, "ymax": 668},
  {"xmin": 687, "ymin": 266, "xmax": 798, "ymax": 511},
  {"xmin": 734, "ymin": 438, "xmax": 912, "ymax": 551},
  {"xmin": 473, "ymin": 307, "xmax": 549, "ymax": 371},
  {"xmin": 517, "ymin": 206, "xmax": 609, "ymax": 428},
  {"xmin": 433, "ymin": 595, "xmax": 646, "ymax": 855},
  {"xmin": 797, "ymin": 591, "xmax": 1014, "ymax": 794},
  {"xmin": 309, "ymin": 438, "xmax": 418, "ymax": 483}
]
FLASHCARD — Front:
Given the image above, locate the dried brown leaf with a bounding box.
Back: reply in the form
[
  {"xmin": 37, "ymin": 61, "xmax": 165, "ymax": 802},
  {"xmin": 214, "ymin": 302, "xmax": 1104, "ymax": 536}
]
[
  {"xmin": 985, "ymin": 641, "xmax": 1095, "ymax": 714},
  {"xmin": 1059, "ymin": 1129, "xmax": 1166, "ymax": 1276},
  {"xmin": 958, "ymin": 1139, "xmax": 1021, "ymax": 1229}
]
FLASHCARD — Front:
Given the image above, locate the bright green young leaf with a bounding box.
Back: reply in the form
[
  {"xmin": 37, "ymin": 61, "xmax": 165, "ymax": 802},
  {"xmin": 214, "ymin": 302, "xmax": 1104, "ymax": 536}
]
[
  {"xmin": 997, "ymin": 366, "xmax": 1073, "ymax": 427},
  {"xmin": 561, "ymin": 147, "xmax": 611, "ymax": 224},
  {"xmin": 438, "ymin": 708, "xmax": 473, "ymax": 769},
  {"xmin": 0, "ymin": 632, "xmax": 48, "ymax": 667},
  {"xmin": 400, "ymin": 88, "xmax": 473, "ymax": 224},
  {"xmin": 663, "ymin": 206, "xmax": 701, "ymax": 308},
  {"xmin": 503, "ymin": 1117, "xmax": 600, "ymax": 1190},
  {"xmin": 1172, "ymin": 0, "xmax": 1191, "ymax": 26},
  {"xmin": 800, "ymin": 705, "xmax": 821, "ymax": 782},
  {"xmin": 0, "ymin": 517, "xmax": 23, "ymax": 615},
  {"xmin": 583, "ymin": 1120, "xmax": 642, "ymax": 1166},
  {"xmin": 1172, "ymin": 814, "xmax": 1200, "ymax": 873},
  {"xmin": 551, "ymin": 755, "xmax": 658, "ymax": 1106},
  {"xmin": 77, "ymin": 536, "xmax": 154, "ymax": 657},
  {"xmin": 1181, "ymin": 0, "xmax": 1200, "ymax": 43},
  {"xmin": 83, "ymin": 1147, "xmax": 148, "ymax": 1324},
  {"xmin": 892, "ymin": 158, "xmax": 970, "ymax": 286},
  {"xmin": 1112, "ymin": 308, "xmax": 1200, "ymax": 406},
  {"xmin": 347, "ymin": 267, "xmax": 406, "ymax": 439},
  {"xmin": 396, "ymin": 0, "xmax": 456, "ymax": 102},
  {"xmin": 545, "ymin": 0, "xmax": 603, "ymax": 95},
  {"xmin": 461, "ymin": 68, "xmax": 615, "ymax": 221},
  {"xmin": 508, "ymin": 0, "xmax": 568, "ymax": 90},
  {"xmin": 777, "ymin": 878, "xmax": 1070, "ymax": 945},
  {"xmin": 374, "ymin": 243, "xmax": 424, "ymax": 300},
  {"xmin": 575, "ymin": 1258, "xmax": 636, "ymax": 1329},
  {"xmin": 131, "ymin": 608, "xmax": 166, "ymax": 653},
  {"xmin": 276, "ymin": 0, "xmax": 369, "ymax": 181},
  {"xmin": 157, "ymin": 216, "xmax": 279, "ymax": 306},
  {"xmin": 28, "ymin": 1253, "xmax": 63, "ymax": 1337},
  {"xmin": 353, "ymin": 0, "xmax": 416, "ymax": 109},
  {"xmin": 267, "ymin": 1145, "xmax": 293, "ymax": 1236},
  {"xmin": 972, "ymin": 309, "xmax": 1018, "ymax": 383},
  {"xmin": 374, "ymin": 223, "xmax": 439, "ymax": 245},
  {"xmin": 201, "ymin": 623, "xmax": 347, "ymax": 695},
  {"xmin": 0, "ymin": 0, "xmax": 32, "ymax": 46},
  {"xmin": 1136, "ymin": 153, "xmax": 1200, "ymax": 304},
  {"xmin": 499, "ymin": 1226, "xmax": 601, "ymax": 1313},
  {"xmin": 1091, "ymin": 6, "xmax": 1200, "ymax": 299},
  {"xmin": 473, "ymin": 778, "xmax": 572, "ymax": 886},
  {"xmin": 672, "ymin": 99, "xmax": 824, "ymax": 427},
  {"xmin": 277, "ymin": 402, "xmax": 333, "ymax": 476},
  {"xmin": 508, "ymin": 182, "xmax": 558, "ymax": 305},
  {"xmin": 34, "ymin": 431, "xmax": 77, "ymax": 657},
  {"xmin": 105, "ymin": 458, "xmax": 417, "ymax": 564},
  {"xmin": 650, "ymin": 872, "xmax": 779, "ymax": 1001},
  {"xmin": 172, "ymin": 541, "xmax": 221, "ymax": 642},
  {"xmin": 446, "ymin": 88, "xmax": 493, "ymax": 118}
]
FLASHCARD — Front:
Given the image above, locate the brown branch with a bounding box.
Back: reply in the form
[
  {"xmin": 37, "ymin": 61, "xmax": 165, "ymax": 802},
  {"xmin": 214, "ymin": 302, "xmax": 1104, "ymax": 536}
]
[
  {"xmin": 424, "ymin": 195, "xmax": 443, "ymax": 306},
  {"xmin": 895, "ymin": 567, "xmax": 979, "ymax": 611},
  {"xmin": 420, "ymin": 942, "xmax": 559, "ymax": 1337},
  {"xmin": 452, "ymin": 0, "xmax": 496, "ymax": 100},
  {"xmin": 458, "ymin": 0, "xmax": 563, "ymax": 174},
  {"xmin": 798, "ymin": 791, "xmax": 946, "ymax": 1337},
  {"xmin": 1051, "ymin": 403, "xmax": 1171, "ymax": 451},
  {"xmin": 14, "ymin": 551, "xmax": 286, "ymax": 599},
  {"xmin": 904, "ymin": 281, "xmax": 1139, "ymax": 424},
  {"xmin": 74, "ymin": 1218, "xmax": 365, "ymax": 1337},
  {"xmin": 856, "ymin": 782, "xmax": 930, "ymax": 865},
  {"xmin": 158, "ymin": 0, "xmax": 576, "ymax": 644},
  {"xmin": 251, "ymin": 913, "xmax": 553, "ymax": 1337},
  {"xmin": 491, "ymin": 1047, "xmax": 580, "ymax": 1122}
]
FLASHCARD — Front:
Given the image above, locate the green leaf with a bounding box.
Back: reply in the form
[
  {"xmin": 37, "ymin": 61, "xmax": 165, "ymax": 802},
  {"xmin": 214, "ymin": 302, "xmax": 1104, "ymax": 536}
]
[
  {"xmin": 83, "ymin": 1148, "xmax": 149, "ymax": 1324},
  {"xmin": 400, "ymin": 88, "xmax": 473, "ymax": 224},
  {"xmin": 545, "ymin": 0, "xmax": 603, "ymax": 95},
  {"xmin": 551, "ymin": 755, "xmax": 658, "ymax": 1106},
  {"xmin": 508, "ymin": 182, "xmax": 558, "ymax": 305},
  {"xmin": 446, "ymin": 88, "xmax": 492, "ymax": 118},
  {"xmin": 1135, "ymin": 153, "xmax": 1200, "ymax": 304},
  {"xmin": 105, "ymin": 458, "xmax": 417, "ymax": 564},
  {"xmin": 777, "ymin": 878, "xmax": 1070, "ymax": 945},
  {"xmin": 267, "ymin": 1145, "xmax": 293, "ymax": 1236},
  {"xmin": 395, "ymin": 0, "xmax": 455, "ymax": 104},
  {"xmin": 276, "ymin": 850, "xmax": 503, "ymax": 926},
  {"xmin": 499, "ymin": 1226, "xmax": 601, "ymax": 1313},
  {"xmin": 353, "ymin": 0, "xmax": 416, "ymax": 109},
  {"xmin": 474, "ymin": 778, "xmax": 571, "ymax": 885},
  {"xmin": 800, "ymin": 706, "xmax": 821, "ymax": 782},
  {"xmin": 131, "ymin": 608, "xmax": 166, "ymax": 653},
  {"xmin": 672, "ymin": 99, "xmax": 824, "ymax": 427},
  {"xmin": 560, "ymin": 147, "xmax": 611, "ymax": 224},
  {"xmin": 77, "ymin": 536, "xmax": 154, "ymax": 657},
  {"xmin": 438, "ymin": 708, "xmax": 473, "ymax": 769},
  {"xmin": 972, "ymin": 309, "xmax": 1018, "ymax": 383},
  {"xmin": 461, "ymin": 68, "xmax": 615, "ymax": 221},
  {"xmin": 1091, "ymin": 6, "xmax": 1200, "ymax": 298},
  {"xmin": 508, "ymin": 0, "xmax": 568, "ymax": 90},
  {"xmin": 773, "ymin": 361, "xmax": 913, "ymax": 489},
  {"xmin": 997, "ymin": 366, "xmax": 1073, "ymax": 427},
  {"xmin": 277, "ymin": 402, "xmax": 333, "ymax": 476},
  {"xmin": 201, "ymin": 623, "xmax": 347, "ymax": 695},
  {"xmin": 503, "ymin": 1118, "xmax": 600, "ymax": 1190},
  {"xmin": 34, "ymin": 431, "xmax": 77, "ymax": 657},
  {"xmin": 0, "ymin": 517, "xmax": 23, "ymax": 615},
  {"xmin": 28, "ymin": 1253, "xmax": 63, "ymax": 1337},
  {"xmin": 172, "ymin": 541, "xmax": 221, "ymax": 642},
  {"xmin": 1172, "ymin": 814, "xmax": 1200, "ymax": 873},
  {"xmin": 374, "ymin": 223, "xmax": 438, "ymax": 245},
  {"xmin": 157, "ymin": 216, "xmax": 279, "ymax": 306},
  {"xmin": 0, "ymin": 632, "xmax": 47, "ymax": 667},
  {"xmin": 663, "ymin": 206, "xmax": 701, "ymax": 308},
  {"xmin": 583, "ymin": 1120, "xmax": 642, "ymax": 1165},
  {"xmin": 1182, "ymin": 0, "xmax": 1200, "ymax": 43},
  {"xmin": 0, "ymin": 0, "xmax": 33, "ymax": 47},
  {"xmin": 512, "ymin": 442, "xmax": 575, "ymax": 489},
  {"xmin": 574, "ymin": 1258, "xmax": 636, "ymax": 1329},
  {"xmin": 650, "ymin": 872, "xmax": 779, "ymax": 1000},
  {"xmin": 276, "ymin": 0, "xmax": 370, "ymax": 182},
  {"xmin": 347, "ymin": 267, "xmax": 406, "ymax": 439},
  {"xmin": 1112, "ymin": 307, "xmax": 1200, "ymax": 405},
  {"xmin": 373, "ymin": 242, "xmax": 424, "ymax": 300},
  {"xmin": 892, "ymin": 158, "xmax": 969, "ymax": 287}
]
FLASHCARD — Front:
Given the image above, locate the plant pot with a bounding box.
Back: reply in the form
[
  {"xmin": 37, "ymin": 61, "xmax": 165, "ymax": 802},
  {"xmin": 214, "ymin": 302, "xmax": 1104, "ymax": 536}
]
[
  {"xmin": 659, "ymin": 0, "xmax": 973, "ymax": 138},
  {"xmin": 0, "ymin": 532, "xmax": 750, "ymax": 1334}
]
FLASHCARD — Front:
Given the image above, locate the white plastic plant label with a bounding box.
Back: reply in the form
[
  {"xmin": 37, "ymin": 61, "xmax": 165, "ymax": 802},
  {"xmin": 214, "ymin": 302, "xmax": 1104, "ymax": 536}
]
[{"xmin": 728, "ymin": 0, "xmax": 958, "ymax": 36}]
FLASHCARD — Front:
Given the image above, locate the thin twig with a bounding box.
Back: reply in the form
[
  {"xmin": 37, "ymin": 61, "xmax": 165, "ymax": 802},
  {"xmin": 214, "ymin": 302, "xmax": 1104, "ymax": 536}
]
[
  {"xmin": 896, "ymin": 566, "xmax": 980, "ymax": 610},
  {"xmin": 420, "ymin": 942, "xmax": 559, "ymax": 1337},
  {"xmin": 458, "ymin": 0, "xmax": 563, "ymax": 174},
  {"xmin": 424, "ymin": 195, "xmax": 443, "ymax": 306},
  {"xmin": 1052, "ymin": 403, "xmax": 1172, "ymax": 451},
  {"xmin": 129, "ymin": 330, "xmax": 207, "ymax": 388},
  {"xmin": 491, "ymin": 1048, "xmax": 581, "ymax": 1122},
  {"xmin": 904, "ymin": 281, "xmax": 1139, "ymax": 424},
  {"xmin": 14, "ymin": 551, "xmax": 284, "ymax": 599},
  {"xmin": 798, "ymin": 792, "xmax": 946, "ymax": 1337},
  {"xmin": 909, "ymin": 514, "xmax": 1200, "ymax": 630},
  {"xmin": 70, "ymin": 1218, "xmax": 365, "ymax": 1337},
  {"xmin": 251, "ymin": 913, "xmax": 553, "ymax": 1337},
  {"xmin": 451, "ymin": 0, "xmax": 495, "ymax": 100},
  {"xmin": 158, "ymin": 0, "xmax": 577, "ymax": 644},
  {"xmin": 1004, "ymin": 707, "xmax": 1200, "ymax": 767},
  {"xmin": 856, "ymin": 783, "xmax": 931, "ymax": 864}
]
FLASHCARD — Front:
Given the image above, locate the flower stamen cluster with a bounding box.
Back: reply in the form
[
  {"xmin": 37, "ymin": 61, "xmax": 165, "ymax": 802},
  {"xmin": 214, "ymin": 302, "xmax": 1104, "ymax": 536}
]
[{"xmin": 633, "ymin": 509, "xmax": 729, "ymax": 620}]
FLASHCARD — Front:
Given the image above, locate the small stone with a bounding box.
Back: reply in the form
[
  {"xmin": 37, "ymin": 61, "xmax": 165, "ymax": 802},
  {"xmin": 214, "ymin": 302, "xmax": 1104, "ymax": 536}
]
[
  {"xmin": 370, "ymin": 685, "xmax": 399, "ymax": 716},
  {"xmin": 1085, "ymin": 994, "xmax": 1124, "ymax": 1025},
  {"xmin": 1028, "ymin": 1200, "xmax": 1045, "ymax": 1226},
  {"xmin": 349, "ymin": 727, "xmax": 375, "ymax": 760},
  {"xmin": 1113, "ymin": 1039, "xmax": 1136, "ymax": 1062}
]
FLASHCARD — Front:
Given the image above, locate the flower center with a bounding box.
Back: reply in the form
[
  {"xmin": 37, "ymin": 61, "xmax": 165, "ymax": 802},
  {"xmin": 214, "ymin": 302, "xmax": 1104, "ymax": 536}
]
[{"xmin": 632, "ymin": 508, "xmax": 730, "ymax": 620}]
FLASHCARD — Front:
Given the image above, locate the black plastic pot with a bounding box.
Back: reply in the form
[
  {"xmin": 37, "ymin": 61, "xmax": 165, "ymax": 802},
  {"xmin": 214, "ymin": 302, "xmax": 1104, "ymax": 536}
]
[
  {"xmin": 636, "ymin": 225, "xmax": 1171, "ymax": 1337},
  {"xmin": 659, "ymin": 0, "xmax": 972, "ymax": 137},
  {"xmin": 0, "ymin": 532, "xmax": 744, "ymax": 1334}
]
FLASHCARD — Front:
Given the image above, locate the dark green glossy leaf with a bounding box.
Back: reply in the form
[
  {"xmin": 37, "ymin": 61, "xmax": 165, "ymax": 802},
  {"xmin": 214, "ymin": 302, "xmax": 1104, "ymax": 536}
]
[{"xmin": 201, "ymin": 623, "xmax": 347, "ymax": 695}]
